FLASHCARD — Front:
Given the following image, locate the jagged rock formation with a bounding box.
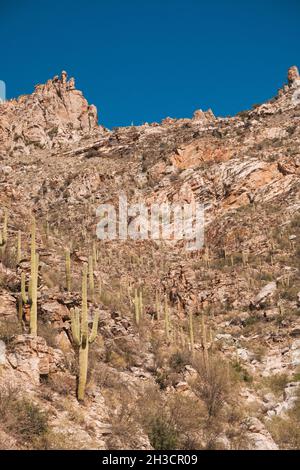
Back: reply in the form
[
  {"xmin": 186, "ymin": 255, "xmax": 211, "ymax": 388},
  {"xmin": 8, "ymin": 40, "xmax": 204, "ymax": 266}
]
[
  {"xmin": 0, "ymin": 71, "xmax": 100, "ymax": 158},
  {"xmin": 0, "ymin": 66, "xmax": 299, "ymax": 450},
  {"xmin": 288, "ymin": 65, "xmax": 300, "ymax": 85}
]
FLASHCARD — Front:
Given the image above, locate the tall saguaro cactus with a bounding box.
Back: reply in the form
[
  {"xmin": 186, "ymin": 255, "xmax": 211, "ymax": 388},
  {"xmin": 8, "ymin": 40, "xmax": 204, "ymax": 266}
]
[
  {"xmin": 201, "ymin": 314, "xmax": 209, "ymax": 365},
  {"xmin": 17, "ymin": 230, "xmax": 22, "ymax": 264},
  {"xmin": 0, "ymin": 209, "xmax": 8, "ymax": 257},
  {"xmin": 29, "ymin": 218, "xmax": 38, "ymax": 335},
  {"xmin": 164, "ymin": 296, "xmax": 170, "ymax": 341},
  {"xmin": 71, "ymin": 265, "xmax": 99, "ymax": 401},
  {"xmin": 138, "ymin": 287, "xmax": 143, "ymax": 319},
  {"xmin": 134, "ymin": 288, "xmax": 140, "ymax": 325},
  {"xmin": 189, "ymin": 310, "xmax": 194, "ymax": 354},
  {"xmin": 19, "ymin": 218, "xmax": 39, "ymax": 334},
  {"xmin": 155, "ymin": 289, "xmax": 161, "ymax": 320},
  {"xmin": 88, "ymin": 255, "xmax": 94, "ymax": 302}
]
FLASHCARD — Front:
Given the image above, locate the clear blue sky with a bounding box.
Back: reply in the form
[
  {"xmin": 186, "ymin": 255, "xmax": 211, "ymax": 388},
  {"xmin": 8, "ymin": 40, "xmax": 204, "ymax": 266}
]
[{"xmin": 1, "ymin": 0, "xmax": 299, "ymax": 128}]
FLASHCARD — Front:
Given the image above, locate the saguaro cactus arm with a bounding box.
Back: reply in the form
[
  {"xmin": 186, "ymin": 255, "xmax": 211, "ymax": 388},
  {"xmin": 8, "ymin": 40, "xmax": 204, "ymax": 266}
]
[{"xmin": 89, "ymin": 311, "xmax": 99, "ymax": 343}]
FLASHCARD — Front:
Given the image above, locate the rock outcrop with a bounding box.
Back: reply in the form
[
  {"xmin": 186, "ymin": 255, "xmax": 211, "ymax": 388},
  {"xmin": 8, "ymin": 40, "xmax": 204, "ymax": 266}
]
[
  {"xmin": 288, "ymin": 65, "xmax": 300, "ymax": 86},
  {"xmin": 0, "ymin": 71, "xmax": 100, "ymax": 157}
]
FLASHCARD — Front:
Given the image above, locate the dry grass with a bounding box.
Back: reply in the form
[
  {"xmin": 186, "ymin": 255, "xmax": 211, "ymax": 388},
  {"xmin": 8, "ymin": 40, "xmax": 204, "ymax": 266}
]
[
  {"xmin": 0, "ymin": 320, "xmax": 22, "ymax": 344},
  {"xmin": 0, "ymin": 387, "xmax": 49, "ymax": 447},
  {"xmin": 267, "ymin": 391, "xmax": 300, "ymax": 449}
]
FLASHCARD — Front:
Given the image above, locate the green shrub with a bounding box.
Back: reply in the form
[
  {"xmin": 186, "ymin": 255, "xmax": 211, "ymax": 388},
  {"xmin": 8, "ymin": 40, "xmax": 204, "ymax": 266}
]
[
  {"xmin": 147, "ymin": 414, "xmax": 178, "ymax": 450},
  {"xmin": 168, "ymin": 349, "xmax": 191, "ymax": 373},
  {"xmin": 232, "ymin": 361, "xmax": 253, "ymax": 383}
]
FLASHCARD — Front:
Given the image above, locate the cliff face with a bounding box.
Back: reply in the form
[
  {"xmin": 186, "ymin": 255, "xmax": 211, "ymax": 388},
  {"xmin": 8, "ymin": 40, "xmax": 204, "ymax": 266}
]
[
  {"xmin": 0, "ymin": 67, "xmax": 299, "ymax": 450},
  {"xmin": 0, "ymin": 71, "xmax": 99, "ymax": 158}
]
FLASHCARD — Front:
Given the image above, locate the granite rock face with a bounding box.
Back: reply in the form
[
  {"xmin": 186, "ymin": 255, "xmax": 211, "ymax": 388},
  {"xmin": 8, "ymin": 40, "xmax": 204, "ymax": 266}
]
[{"xmin": 0, "ymin": 71, "xmax": 100, "ymax": 157}]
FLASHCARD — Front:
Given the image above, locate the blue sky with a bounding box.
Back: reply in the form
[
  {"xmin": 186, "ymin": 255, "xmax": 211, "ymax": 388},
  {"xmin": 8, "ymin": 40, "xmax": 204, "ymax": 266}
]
[{"xmin": 1, "ymin": 0, "xmax": 299, "ymax": 128}]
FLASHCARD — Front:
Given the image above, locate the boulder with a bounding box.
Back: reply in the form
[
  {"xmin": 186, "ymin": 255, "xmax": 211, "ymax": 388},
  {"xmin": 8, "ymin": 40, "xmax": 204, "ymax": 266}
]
[
  {"xmin": 251, "ymin": 282, "xmax": 277, "ymax": 308},
  {"xmin": 7, "ymin": 334, "xmax": 65, "ymax": 385}
]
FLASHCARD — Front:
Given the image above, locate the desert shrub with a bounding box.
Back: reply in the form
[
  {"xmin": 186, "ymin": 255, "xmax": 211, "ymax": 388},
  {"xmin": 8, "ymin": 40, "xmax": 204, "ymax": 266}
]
[
  {"xmin": 40, "ymin": 267, "xmax": 66, "ymax": 291},
  {"xmin": 0, "ymin": 243, "xmax": 17, "ymax": 270},
  {"xmin": 44, "ymin": 373, "xmax": 75, "ymax": 396},
  {"xmin": 267, "ymin": 393, "xmax": 300, "ymax": 449},
  {"xmin": 258, "ymin": 271, "xmax": 274, "ymax": 282},
  {"xmin": 291, "ymin": 213, "xmax": 300, "ymax": 229},
  {"xmin": 107, "ymin": 395, "xmax": 140, "ymax": 450},
  {"xmin": 192, "ymin": 354, "xmax": 232, "ymax": 417},
  {"xmin": 34, "ymin": 430, "xmax": 75, "ymax": 450},
  {"xmin": 0, "ymin": 320, "xmax": 22, "ymax": 344},
  {"xmin": 232, "ymin": 361, "xmax": 253, "ymax": 383},
  {"xmin": 167, "ymin": 395, "xmax": 204, "ymax": 449},
  {"xmin": 14, "ymin": 400, "xmax": 48, "ymax": 441},
  {"xmin": 37, "ymin": 321, "xmax": 58, "ymax": 348},
  {"xmin": 94, "ymin": 363, "xmax": 122, "ymax": 389},
  {"xmin": 292, "ymin": 371, "xmax": 300, "ymax": 382},
  {"xmin": 155, "ymin": 369, "xmax": 181, "ymax": 390},
  {"xmin": 0, "ymin": 387, "xmax": 48, "ymax": 446},
  {"xmin": 251, "ymin": 344, "xmax": 267, "ymax": 362},
  {"xmin": 168, "ymin": 349, "xmax": 191, "ymax": 373},
  {"xmin": 268, "ymin": 416, "xmax": 300, "ymax": 449},
  {"xmin": 137, "ymin": 386, "xmax": 207, "ymax": 450},
  {"xmin": 105, "ymin": 350, "xmax": 127, "ymax": 370},
  {"xmin": 280, "ymin": 285, "xmax": 300, "ymax": 301},
  {"xmin": 147, "ymin": 414, "xmax": 178, "ymax": 450},
  {"xmin": 112, "ymin": 336, "xmax": 140, "ymax": 369},
  {"xmin": 136, "ymin": 386, "xmax": 178, "ymax": 450},
  {"xmin": 263, "ymin": 373, "xmax": 289, "ymax": 396}
]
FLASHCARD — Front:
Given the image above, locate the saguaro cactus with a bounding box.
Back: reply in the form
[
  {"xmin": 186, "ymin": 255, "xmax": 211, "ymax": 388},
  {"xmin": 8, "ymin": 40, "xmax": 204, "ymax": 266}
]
[
  {"xmin": 19, "ymin": 218, "xmax": 39, "ymax": 333},
  {"xmin": 201, "ymin": 314, "xmax": 209, "ymax": 365},
  {"xmin": 139, "ymin": 287, "xmax": 143, "ymax": 319},
  {"xmin": 45, "ymin": 216, "xmax": 50, "ymax": 241},
  {"xmin": 92, "ymin": 241, "xmax": 98, "ymax": 265},
  {"xmin": 188, "ymin": 310, "xmax": 194, "ymax": 354},
  {"xmin": 155, "ymin": 289, "xmax": 161, "ymax": 321},
  {"xmin": 134, "ymin": 288, "xmax": 140, "ymax": 325},
  {"xmin": 70, "ymin": 265, "xmax": 99, "ymax": 401},
  {"xmin": 0, "ymin": 209, "xmax": 8, "ymax": 257},
  {"xmin": 65, "ymin": 248, "xmax": 71, "ymax": 292},
  {"xmin": 164, "ymin": 296, "xmax": 170, "ymax": 341},
  {"xmin": 203, "ymin": 247, "xmax": 210, "ymax": 268},
  {"xmin": 242, "ymin": 250, "xmax": 248, "ymax": 266},
  {"xmin": 29, "ymin": 218, "xmax": 38, "ymax": 335},
  {"xmin": 88, "ymin": 255, "xmax": 94, "ymax": 302},
  {"xmin": 17, "ymin": 230, "xmax": 22, "ymax": 264}
]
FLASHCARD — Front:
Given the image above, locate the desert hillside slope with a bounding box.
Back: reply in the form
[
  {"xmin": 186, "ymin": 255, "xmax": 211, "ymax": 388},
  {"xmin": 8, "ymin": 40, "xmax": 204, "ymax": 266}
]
[{"xmin": 0, "ymin": 67, "xmax": 299, "ymax": 450}]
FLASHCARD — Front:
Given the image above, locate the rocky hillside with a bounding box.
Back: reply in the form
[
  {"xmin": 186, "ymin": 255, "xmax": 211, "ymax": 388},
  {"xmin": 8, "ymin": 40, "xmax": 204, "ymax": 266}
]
[{"xmin": 0, "ymin": 67, "xmax": 299, "ymax": 450}]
